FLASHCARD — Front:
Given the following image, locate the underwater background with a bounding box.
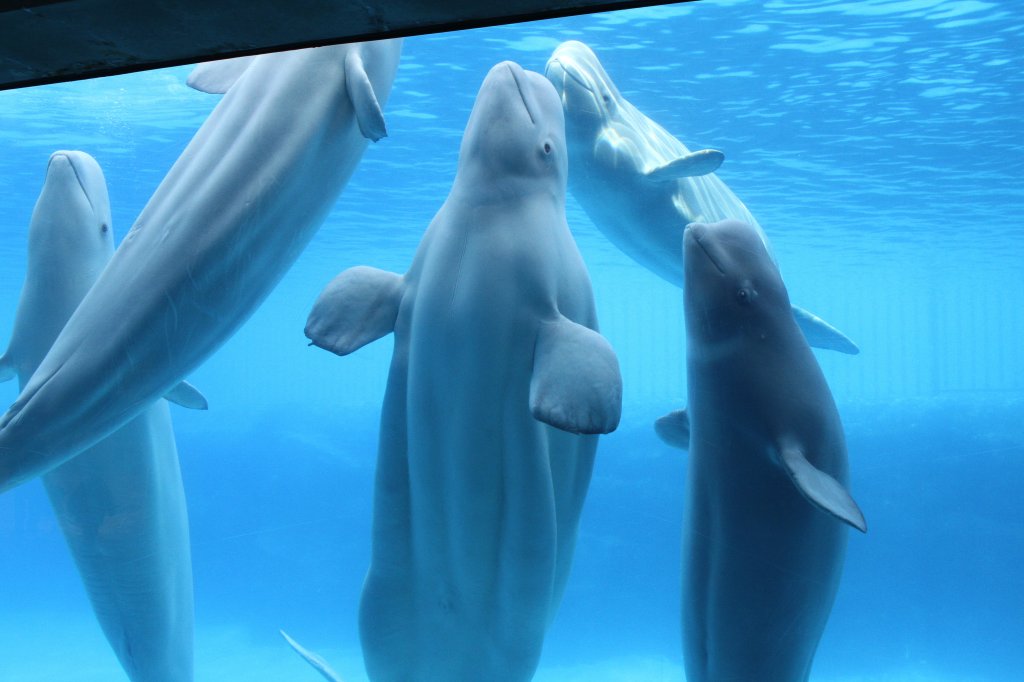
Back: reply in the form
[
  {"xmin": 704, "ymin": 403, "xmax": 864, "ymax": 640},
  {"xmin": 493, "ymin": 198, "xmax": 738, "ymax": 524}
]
[{"xmin": 0, "ymin": 0, "xmax": 1021, "ymax": 680}]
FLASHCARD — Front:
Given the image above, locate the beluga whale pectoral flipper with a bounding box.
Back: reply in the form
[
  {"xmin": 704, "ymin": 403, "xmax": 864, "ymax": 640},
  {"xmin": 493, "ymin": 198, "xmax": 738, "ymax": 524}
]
[
  {"xmin": 670, "ymin": 218, "xmax": 865, "ymax": 682},
  {"xmin": 0, "ymin": 38, "xmax": 402, "ymax": 492},
  {"xmin": 545, "ymin": 40, "xmax": 859, "ymax": 355},
  {"xmin": 1, "ymin": 151, "xmax": 194, "ymax": 681},
  {"xmin": 305, "ymin": 60, "xmax": 622, "ymax": 681}
]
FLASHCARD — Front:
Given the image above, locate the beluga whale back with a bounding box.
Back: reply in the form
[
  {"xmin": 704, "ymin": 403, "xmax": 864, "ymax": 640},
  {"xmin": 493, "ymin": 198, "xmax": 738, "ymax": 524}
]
[
  {"xmin": 1, "ymin": 151, "xmax": 194, "ymax": 682},
  {"xmin": 304, "ymin": 61, "xmax": 622, "ymax": 681},
  {"xmin": 0, "ymin": 39, "xmax": 402, "ymax": 492},
  {"xmin": 544, "ymin": 40, "xmax": 858, "ymax": 355},
  {"xmin": 667, "ymin": 218, "xmax": 865, "ymax": 681}
]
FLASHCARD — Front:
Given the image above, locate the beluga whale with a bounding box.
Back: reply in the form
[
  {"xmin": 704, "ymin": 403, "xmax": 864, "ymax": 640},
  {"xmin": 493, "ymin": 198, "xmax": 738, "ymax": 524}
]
[
  {"xmin": 304, "ymin": 61, "xmax": 622, "ymax": 681},
  {"xmin": 666, "ymin": 218, "xmax": 866, "ymax": 682},
  {"xmin": 544, "ymin": 40, "xmax": 858, "ymax": 354},
  {"xmin": 1, "ymin": 151, "xmax": 194, "ymax": 681},
  {"xmin": 0, "ymin": 39, "xmax": 402, "ymax": 492}
]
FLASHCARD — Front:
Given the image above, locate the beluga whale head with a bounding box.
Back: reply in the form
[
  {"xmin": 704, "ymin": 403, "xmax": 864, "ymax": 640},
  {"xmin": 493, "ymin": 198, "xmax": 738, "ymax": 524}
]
[
  {"xmin": 544, "ymin": 41, "xmax": 622, "ymax": 136},
  {"xmin": 31, "ymin": 150, "xmax": 113, "ymax": 257},
  {"xmin": 0, "ymin": 150, "xmax": 113, "ymax": 395},
  {"xmin": 456, "ymin": 60, "xmax": 567, "ymax": 202},
  {"xmin": 683, "ymin": 219, "xmax": 791, "ymax": 348}
]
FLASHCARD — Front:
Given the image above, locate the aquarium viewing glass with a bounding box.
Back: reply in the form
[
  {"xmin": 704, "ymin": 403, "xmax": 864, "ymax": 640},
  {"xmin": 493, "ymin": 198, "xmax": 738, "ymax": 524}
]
[{"xmin": 0, "ymin": 1, "xmax": 1021, "ymax": 680}]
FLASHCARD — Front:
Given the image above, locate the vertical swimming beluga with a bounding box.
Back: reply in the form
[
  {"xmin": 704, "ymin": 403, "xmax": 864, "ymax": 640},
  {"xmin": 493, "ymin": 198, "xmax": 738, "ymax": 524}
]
[
  {"xmin": 1, "ymin": 151, "xmax": 194, "ymax": 682},
  {"xmin": 665, "ymin": 219, "xmax": 865, "ymax": 681},
  {"xmin": 305, "ymin": 61, "xmax": 622, "ymax": 681}
]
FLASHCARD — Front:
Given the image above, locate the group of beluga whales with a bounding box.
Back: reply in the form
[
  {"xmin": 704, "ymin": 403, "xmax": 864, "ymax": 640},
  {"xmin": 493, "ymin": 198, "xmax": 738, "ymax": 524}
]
[{"xmin": 0, "ymin": 34, "xmax": 865, "ymax": 682}]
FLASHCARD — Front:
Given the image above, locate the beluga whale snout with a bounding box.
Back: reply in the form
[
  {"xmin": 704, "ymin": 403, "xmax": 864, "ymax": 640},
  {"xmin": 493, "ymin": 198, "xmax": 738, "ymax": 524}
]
[
  {"xmin": 44, "ymin": 151, "xmax": 112, "ymax": 234},
  {"xmin": 685, "ymin": 219, "xmax": 778, "ymax": 284},
  {"xmin": 459, "ymin": 60, "xmax": 566, "ymax": 188},
  {"xmin": 502, "ymin": 60, "xmax": 537, "ymax": 124},
  {"xmin": 545, "ymin": 40, "xmax": 622, "ymax": 123},
  {"xmin": 683, "ymin": 222, "xmax": 727, "ymax": 277},
  {"xmin": 683, "ymin": 220, "xmax": 793, "ymax": 345}
]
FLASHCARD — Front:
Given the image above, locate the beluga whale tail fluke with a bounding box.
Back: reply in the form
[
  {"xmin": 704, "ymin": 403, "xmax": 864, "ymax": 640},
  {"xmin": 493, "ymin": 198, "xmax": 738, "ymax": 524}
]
[
  {"xmin": 673, "ymin": 218, "xmax": 864, "ymax": 681},
  {"xmin": 544, "ymin": 40, "xmax": 860, "ymax": 355},
  {"xmin": 0, "ymin": 39, "xmax": 402, "ymax": 493}
]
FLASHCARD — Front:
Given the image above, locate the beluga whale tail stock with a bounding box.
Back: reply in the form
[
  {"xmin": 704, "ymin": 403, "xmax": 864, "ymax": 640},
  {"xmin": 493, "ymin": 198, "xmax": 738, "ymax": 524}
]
[
  {"xmin": 0, "ymin": 39, "xmax": 402, "ymax": 493},
  {"xmin": 1, "ymin": 151, "xmax": 194, "ymax": 682},
  {"xmin": 667, "ymin": 218, "xmax": 865, "ymax": 682},
  {"xmin": 544, "ymin": 40, "xmax": 859, "ymax": 355},
  {"xmin": 304, "ymin": 60, "xmax": 622, "ymax": 682}
]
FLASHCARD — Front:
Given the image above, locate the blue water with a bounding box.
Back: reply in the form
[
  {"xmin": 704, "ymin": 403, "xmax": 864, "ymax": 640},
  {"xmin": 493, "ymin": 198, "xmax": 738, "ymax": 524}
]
[{"xmin": 1, "ymin": 1, "xmax": 1022, "ymax": 680}]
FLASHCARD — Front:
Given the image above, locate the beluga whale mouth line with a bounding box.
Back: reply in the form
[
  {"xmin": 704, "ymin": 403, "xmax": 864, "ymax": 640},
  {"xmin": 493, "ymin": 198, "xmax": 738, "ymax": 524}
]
[
  {"xmin": 49, "ymin": 152, "xmax": 100, "ymax": 219},
  {"xmin": 549, "ymin": 57, "xmax": 593, "ymax": 94},
  {"xmin": 505, "ymin": 61, "xmax": 536, "ymax": 125},
  {"xmin": 692, "ymin": 230, "xmax": 725, "ymax": 276}
]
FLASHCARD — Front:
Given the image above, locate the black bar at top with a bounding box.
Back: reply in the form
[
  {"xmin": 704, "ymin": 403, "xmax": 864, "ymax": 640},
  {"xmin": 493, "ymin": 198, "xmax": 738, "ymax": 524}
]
[{"xmin": 0, "ymin": 0, "xmax": 698, "ymax": 91}]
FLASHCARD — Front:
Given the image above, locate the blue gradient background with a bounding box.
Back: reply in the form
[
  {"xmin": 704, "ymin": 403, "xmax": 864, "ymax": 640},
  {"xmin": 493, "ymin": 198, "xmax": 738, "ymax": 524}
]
[{"xmin": 1, "ymin": 1, "xmax": 1022, "ymax": 679}]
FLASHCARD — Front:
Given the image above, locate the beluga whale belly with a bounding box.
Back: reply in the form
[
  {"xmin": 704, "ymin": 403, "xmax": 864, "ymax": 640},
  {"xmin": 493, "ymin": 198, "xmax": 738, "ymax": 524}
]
[
  {"xmin": 667, "ymin": 218, "xmax": 866, "ymax": 682},
  {"xmin": 1, "ymin": 151, "xmax": 194, "ymax": 682},
  {"xmin": 0, "ymin": 39, "xmax": 402, "ymax": 491},
  {"xmin": 304, "ymin": 61, "xmax": 622, "ymax": 682},
  {"xmin": 544, "ymin": 40, "xmax": 858, "ymax": 354}
]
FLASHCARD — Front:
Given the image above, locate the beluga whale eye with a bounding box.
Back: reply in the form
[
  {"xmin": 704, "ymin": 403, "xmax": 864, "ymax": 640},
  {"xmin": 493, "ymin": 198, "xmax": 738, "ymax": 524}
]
[
  {"xmin": 543, "ymin": 142, "xmax": 552, "ymax": 154},
  {"xmin": 101, "ymin": 223, "xmax": 109, "ymax": 234},
  {"xmin": 736, "ymin": 287, "xmax": 754, "ymax": 305}
]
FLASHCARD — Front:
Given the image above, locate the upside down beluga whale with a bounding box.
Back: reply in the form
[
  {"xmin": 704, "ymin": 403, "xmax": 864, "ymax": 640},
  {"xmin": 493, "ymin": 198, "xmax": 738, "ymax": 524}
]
[
  {"xmin": 544, "ymin": 40, "xmax": 858, "ymax": 354},
  {"xmin": 665, "ymin": 219, "xmax": 865, "ymax": 681},
  {"xmin": 0, "ymin": 40, "xmax": 402, "ymax": 491},
  {"xmin": 304, "ymin": 61, "xmax": 622, "ymax": 681},
  {"xmin": 1, "ymin": 152, "xmax": 194, "ymax": 681}
]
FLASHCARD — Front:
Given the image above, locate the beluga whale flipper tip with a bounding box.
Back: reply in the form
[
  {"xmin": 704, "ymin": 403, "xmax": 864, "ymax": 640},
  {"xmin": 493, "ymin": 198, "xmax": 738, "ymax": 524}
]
[
  {"xmin": 675, "ymin": 217, "xmax": 864, "ymax": 681},
  {"xmin": 545, "ymin": 39, "xmax": 860, "ymax": 356}
]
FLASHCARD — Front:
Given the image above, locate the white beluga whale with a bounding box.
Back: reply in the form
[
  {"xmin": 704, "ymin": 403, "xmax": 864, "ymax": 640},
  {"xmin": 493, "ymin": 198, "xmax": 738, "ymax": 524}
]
[
  {"xmin": 663, "ymin": 219, "xmax": 865, "ymax": 681},
  {"xmin": 0, "ymin": 151, "xmax": 194, "ymax": 682},
  {"xmin": 304, "ymin": 61, "xmax": 622, "ymax": 681},
  {"xmin": 0, "ymin": 39, "xmax": 402, "ymax": 491},
  {"xmin": 544, "ymin": 40, "xmax": 858, "ymax": 355}
]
